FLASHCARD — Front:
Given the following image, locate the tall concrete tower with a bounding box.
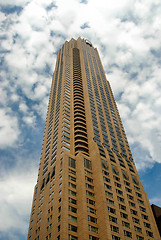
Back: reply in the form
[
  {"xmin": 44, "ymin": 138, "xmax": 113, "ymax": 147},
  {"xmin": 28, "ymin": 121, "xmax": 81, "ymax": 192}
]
[{"xmin": 28, "ymin": 38, "xmax": 160, "ymax": 240}]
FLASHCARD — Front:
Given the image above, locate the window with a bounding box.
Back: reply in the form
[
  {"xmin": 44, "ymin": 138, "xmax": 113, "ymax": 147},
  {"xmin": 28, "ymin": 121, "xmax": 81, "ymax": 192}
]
[
  {"xmin": 69, "ymin": 182, "xmax": 76, "ymax": 189},
  {"xmin": 131, "ymin": 175, "xmax": 139, "ymax": 185},
  {"xmin": 57, "ymin": 235, "xmax": 60, "ymax": 240},
  {"xmin": 124, "ymin": 230, "xmax": 132, "ymax": 238},
  {"xmin": 119, "ymin": 204, "xmax": 126, "ymax": 211},
  {"xmin": 110, "ymin": 225, "xmax": 119, "ymax": 233},
  {"xmin": 69, "ymin": 215, "xmax": 77, "ymax": 223},
  {"xmin": 120, "ymin": 212, "xmax": 128, "ymax": 219},
  {"xmin": 115, "ymin": 182, "xmax": 121, "ymax": 188},
  {"xmin": 86, "ymin": 190, "xmax": 94, "ymax": 197},
  {"xmin": 144, "ymin": 222, "xmax": 151, "ymax": 228},
  {"xmin": 69, "ymin": 198, "xmax": 77, "ymax": 205},
  {"xmin": 134, "ymin": 186, "xmax": 140, "ymax": 191},
  {"xmin": 69, "ymin": 158, "xmax": 76, "ymax": 169},
  {"xmin": 87, "ymin": 206, "xmax": 96, "ymax": 214},
  {"xmin": 103, "ymin": 176, "xmax": 110, "ymax": 183},
  {"xmin": 107, "ymin": 198, "xmax": 114, "ymax": 205},
  {"xmin": 124, "ymin": 180, "xmax": 130, "ymax": 186},
  {"xmin": 135, "ymin": 226, "xmax": 142, "ymax": 233},
  {"xmin": 141, "ymin": 214, "xmax": 148, "ymax": 220},
  {"xmin": 86, "ymin": 183, "xmax": 94, "ymax": 190},
  {"xmin": 89, "ymin": 236, "xmax": 99, "ymax": 240},
  {"xmin": 146, "ymin": 231, "xmax": 153, "ymax": 237},
  {"xmin": 69, "ymin": 206, "xmax": 77, "ymax": 213},
  {"xmin": 139, "ymin": 206, "xmax": 146, "ymax": 213},
  {"xmin": 69, "ymin": 169, "xmax": 76, "ymax": 175},
  {"xmin": 122, "ymin": 221, "xmax": 130, "ymax": 228},
  {"xmin": 136, "ymin": 192, "xmax": 142, "ymax": 198},
  {"xmin": 112, "ymin": 236, "xmax": 120, "ymax": 240},
  {"xmin": 117, "ymin": 196, "xmax": 124, "ymax": 203},
  {"xmin": 105, "ymin": 191, "xmax": 113, "ymax": 198},
  {"xmin": 63, "ymin": 135, "xmax": 70, "ymax": 141},
  {"xmin": 87, "ymin": 198, "xmax": 95, "ymax": 206},
  {"xmin": 69, "ymin": 175, "xmax": 76, "ymax": 182},
  {"xmin": 88, "ymin": 225, "xmax": 98, "ymax": 233},
  {"xmin": 85, "ymin": 176, "xmax": 93, "ymax": 183},
  {"xmin": 62, "ymin": 140, "xmax": 70, "ymax": 146},
  {"xmin": 131, "ymin": 209, "xmax": 137, "ymax": 216},
  {"xmin": 84, "ymin": 158, "xmax": 92, "ymax": 170},
  {"xmin": 69, "ymin": 190, "xmax": 76, "ymax": 197},
  {"xmin": 68, "ymin": 235, "xmax": 78, "ymax": 240},
  {"xmin": 88, "ymin": 215, "xmax": 97, "ymax": 223},
  {"xmin": 62, "ymin": 146, "xmax": 70, "ymax": 152},
  {"xmin": 116, "ymin": 189, "xmax": 123, "ymax": 195},
  {"xmin": 108, "ymin": 207, "xmax": 116, "ymax": 214},
  {"xmin": 138, "ymin": 199, "xmax": 144, "ymax": 205},
  {"xmin": 101, "ymin": 159, "xmax": 108, "ymax": 170},
  {"xmin": 113, "ymin": 175, "xmax": 120, "ymax": 182},
  {"xmin": 127, "ymin": 194, "xmax": 134, "ymax": 200},
  {"xmin": 129, "ymin": 201, "xmax": 136, "ymax": 208},
  {"xmin": 111, "ymin": 165, "xmax": 119, "ymax": 175},
  {"xmin": 109, "ymin": 216, "xmax": 117, "ymax": 223},
  {"xmin": 122, "ymin": 169, "xmax": 129, "ymax": 180},
  {"xmin": 104, "ymin": 183, "xmax": 112, "ymax": 190},
  {"xmin": 125, "ymin": 187, "xmax": 132, "ymax": 193},
  {"xmin": 136, "ymin": 236, "xmax": 144, "ymax": 240},
  {"xmin": 132, "ymin": 217, "xmax": 140, "ymax": 224},
  {"xmin": 85, "ymin": 169, "xmax": 93, "ymax": 176},
  {"xmin": 68, "ymin": 224, "xmax": 77, "ymax": 232}
]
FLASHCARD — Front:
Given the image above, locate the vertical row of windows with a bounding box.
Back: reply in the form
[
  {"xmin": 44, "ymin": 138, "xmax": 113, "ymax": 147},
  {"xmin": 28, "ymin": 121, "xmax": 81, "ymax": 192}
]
[
  {"xmin": 68, "ymin": 157, "xmax": 78, "ymax": 239},
  {"xmin": 61, "ymin": 55, "xmax": 71, "ymax": 153},
  {"xmin": 42, "ymin": 51, "xmax": 61, "ymax": 176},
  {"xmin": 82, "ymin": 41, "xmax": 101, "ymax": 146},
  {"xmin": 86, "ymin": 44, "xmax": 106, "ymax": 158},
  {"xmin": 83, "ymin": 155, "xmax": 99, "ymax": 240},
  {"xmin": 50, "ymin": 47, "xmax": 64, "ymax": 168},
  {"xmin": 90, "ymin": 47, "xmax": 111, "ymax": 151},
  {"xmin": 56, "ymin": 167, "xmax": 62, "ymax": 240}
]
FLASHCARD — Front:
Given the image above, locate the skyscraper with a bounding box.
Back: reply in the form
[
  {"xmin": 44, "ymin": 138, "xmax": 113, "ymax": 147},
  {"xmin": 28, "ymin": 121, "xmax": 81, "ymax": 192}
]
[{"xmin": 27, "ymin": 38, "xmax": 160, "ymax": 240}]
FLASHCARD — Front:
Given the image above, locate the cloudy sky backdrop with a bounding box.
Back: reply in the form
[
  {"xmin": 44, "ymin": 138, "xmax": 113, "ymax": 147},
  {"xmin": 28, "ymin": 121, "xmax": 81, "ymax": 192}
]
[{"xmin": 0, "ymin": 0, "xmax": 161, "ymax": 239}]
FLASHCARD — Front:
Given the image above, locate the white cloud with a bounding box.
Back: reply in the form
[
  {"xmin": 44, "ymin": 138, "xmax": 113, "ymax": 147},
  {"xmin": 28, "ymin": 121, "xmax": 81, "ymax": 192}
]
[
  {"xmin": 0, "ymin": 0, "xmax": 30, "ymax": 7},
  {"xmin": 0, "ymin": 109, "xmax": 20, "ymax": 149},
  {"xmin": 0, "ymin": 163, "xmax": 37, "ymax": 235},
  {"xmin": 22, "ymin": 114, "xmax": 36, "ymax": 126},
  {"xmin": 149, "ymin": 197, "xmax": 161, "ymax": 206},
  {"xmin": 19, "ymin": 102, "xmax": 28, "ymax": 113}
]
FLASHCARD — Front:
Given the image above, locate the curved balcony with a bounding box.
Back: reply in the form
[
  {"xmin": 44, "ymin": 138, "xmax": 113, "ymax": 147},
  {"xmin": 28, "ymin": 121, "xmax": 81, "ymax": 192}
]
[
  {"xmin": 74, "ymin": 128, "xmax": 88, "ymax": 137},
  {"xmin": 74, "ymin": 121, "xmax": 86, "ymax": 129},
  {"xmin": 75, "ymin": 145, "xmax": 89, "ymax": 155},
  {"xmin": 75, "ymin": 139, "xmax": 88, "ymax": 148},
  {"xmin": 73, "ymin": 47, "xmax": 89, "ymax": 156},
  {"xmin": 74, "ymin": 135, "xmax": 88, "ymax": 142},
  {"xmin": 74, "ymin": 104, "xmax": 85, "ymax": 112},
  {"xmin": 74, "ymin": 113, "xmax": 86, "ymax": 120},
  {"xmin": 74, "ymin": 117, "xmax": 86, "ymax": 125}
]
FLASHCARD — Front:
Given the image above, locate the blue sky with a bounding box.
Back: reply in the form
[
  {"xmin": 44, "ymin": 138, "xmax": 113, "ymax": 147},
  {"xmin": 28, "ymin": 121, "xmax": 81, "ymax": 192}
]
[{"xmin": 0, "ymin": 0, "xmax": 161, "ymax": 239}]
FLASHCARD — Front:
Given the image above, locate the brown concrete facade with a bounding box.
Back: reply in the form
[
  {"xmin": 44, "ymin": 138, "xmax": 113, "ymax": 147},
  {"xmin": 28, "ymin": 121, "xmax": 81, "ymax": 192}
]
[{"xmin": 27, "ymin": 38, "xmax": 160, "ymax": 240}]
